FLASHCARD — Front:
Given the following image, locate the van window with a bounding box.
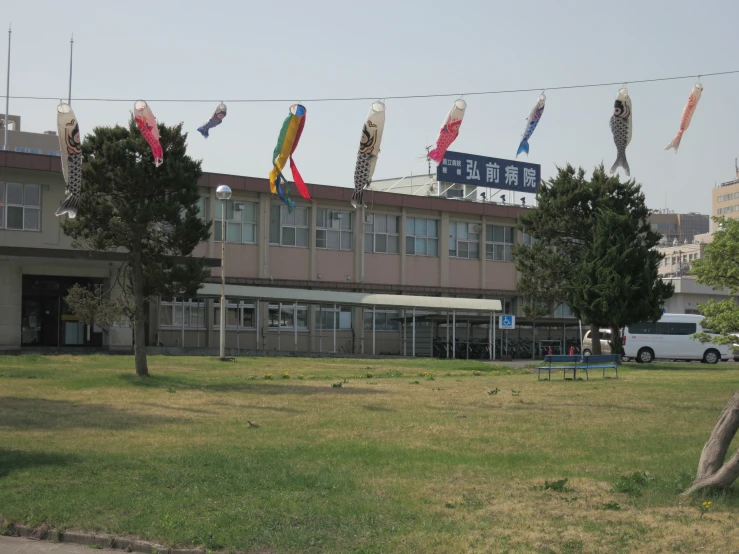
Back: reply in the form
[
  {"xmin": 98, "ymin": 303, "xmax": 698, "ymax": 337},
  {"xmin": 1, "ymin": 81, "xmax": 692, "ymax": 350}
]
[
  {"xmin": 628, "ymin": 321, "xmax": 696, "ymax": 335},
  {"xmin": 628, "ymin": 322, "xmax": 657, "ymax": 334}
]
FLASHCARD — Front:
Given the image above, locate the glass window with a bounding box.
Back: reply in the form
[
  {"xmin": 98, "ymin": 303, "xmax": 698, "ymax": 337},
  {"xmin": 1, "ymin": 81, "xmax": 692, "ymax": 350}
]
[
  {"xmin": 1, "ymin": 182, "xmax": 40, "ymax": 231},
  {"xmin": 315, "ymin": 305, "xmax": 352, "ymax": 330},
  {"xmin": 485, "ymin": 224, "xmax": 515, "ymax": 262},
  {"xmin": 363, "ymin": 309, "xmax": 401, "ymax": 331},
  {"xmin": 365, "ymin": 213, "xmax": 400, "ymax": 254},
  {"xmin": 628, "ymin": 322, "xmax": 657, "ymax": 334},
  {"xmin": 213, "ymin": 299, "xmax": 256, "ymax": 329},
  {"xmin": 449, "ymin": 221, "xmax": 480, "ymax": 259},
  {"xmin": 214, "ymin": 199, "xmax": 257, "ymax": 243},
  {"xmin": 316, "ymin": 208, "xmax": 353, "ymax": 251},
  {"xmin": 270, "ymin": 205, "xmax": 310, "ymax": 247},
  {"xmin": 268, "ymin": 303, "xmax": 308, "ymax": 329},
  {"xmin": 406, "ymin": 216, "xmax": 439, "ymax": 256},
  {"xmin": 160, "ymin": 298, "xmax": 206, "ymax": 328}
]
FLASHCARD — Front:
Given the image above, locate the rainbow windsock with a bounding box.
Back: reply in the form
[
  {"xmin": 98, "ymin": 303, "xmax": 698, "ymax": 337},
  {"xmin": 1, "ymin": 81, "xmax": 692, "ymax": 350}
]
[{"xmin": 269, "ymin": 104, "xmax": 311, "ymax": 211}]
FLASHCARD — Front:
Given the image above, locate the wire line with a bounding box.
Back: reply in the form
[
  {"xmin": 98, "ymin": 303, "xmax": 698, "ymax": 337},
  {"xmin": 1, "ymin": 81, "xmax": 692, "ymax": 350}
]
[{"xmin": 1, "ymin": 70, "xmax": 738, "ymax": 104}]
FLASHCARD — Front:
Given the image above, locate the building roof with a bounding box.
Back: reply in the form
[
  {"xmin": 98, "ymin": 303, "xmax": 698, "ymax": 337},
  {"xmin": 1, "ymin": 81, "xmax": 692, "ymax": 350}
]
[
  {"xmin": 0, "ymin": 151, "xmax": 528, "ymax": 219},
  {"xmin": 198, "ymin": 283, "xmax": 502, "ymax": 312}
]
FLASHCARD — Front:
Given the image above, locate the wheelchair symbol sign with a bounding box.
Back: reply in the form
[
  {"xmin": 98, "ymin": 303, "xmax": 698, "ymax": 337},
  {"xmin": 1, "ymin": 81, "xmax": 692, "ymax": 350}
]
[{"xmin": 499, "ymin": 315, "xmax": 516, "ymax": 330}]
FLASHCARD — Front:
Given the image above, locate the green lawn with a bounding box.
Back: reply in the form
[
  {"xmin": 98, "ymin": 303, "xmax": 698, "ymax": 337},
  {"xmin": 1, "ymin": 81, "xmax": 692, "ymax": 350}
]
[{"xmin": 1, "ymin": 355, "xmax": 738, "ymax": 553}]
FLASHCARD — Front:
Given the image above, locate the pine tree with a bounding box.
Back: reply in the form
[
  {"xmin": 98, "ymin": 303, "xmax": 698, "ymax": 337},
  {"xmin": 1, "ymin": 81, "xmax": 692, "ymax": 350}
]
[{"xmin": 61, "ymin": 119, "xmax": 212, "ymax": 376}]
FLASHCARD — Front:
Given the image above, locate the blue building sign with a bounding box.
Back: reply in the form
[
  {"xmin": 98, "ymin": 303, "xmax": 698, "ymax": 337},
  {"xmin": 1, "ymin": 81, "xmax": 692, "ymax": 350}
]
[{"xmin": 437, "ymin": 151, "xmax": 541, "ymax": 193}]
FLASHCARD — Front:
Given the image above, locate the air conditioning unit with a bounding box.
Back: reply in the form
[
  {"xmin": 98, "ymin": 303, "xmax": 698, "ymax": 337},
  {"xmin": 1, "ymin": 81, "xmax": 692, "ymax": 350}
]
[
  {"xmin": 365, "ymin": 214, "xmax": 373, "ymax": 223},
  {"xmin": 468, "ymin": 223, "xmax": 482, "ymax": 234},
  {"xmin": 234, "ymin": 202, "xmax": 245, "ymax": 211},
  {"xmin": 336, "ymin": 212, "xmax": 344, "ymax": 219}
]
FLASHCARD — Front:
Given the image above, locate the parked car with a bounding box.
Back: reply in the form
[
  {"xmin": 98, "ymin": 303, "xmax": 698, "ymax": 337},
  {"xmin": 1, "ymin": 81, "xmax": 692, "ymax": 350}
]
[
  {"xmin": 582, "ymin": 329, "xmax": 614, "ymax": 355},
  {"xmin": 624, "ymin": 313, "xmax": 731, "ymax": 364}
]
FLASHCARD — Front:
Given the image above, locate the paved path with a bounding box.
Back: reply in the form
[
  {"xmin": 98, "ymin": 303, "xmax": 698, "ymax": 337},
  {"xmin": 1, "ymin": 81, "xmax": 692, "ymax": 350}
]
[{"xmin": 0, "ymin": 536, "xmax": 116, "ymax": 553}]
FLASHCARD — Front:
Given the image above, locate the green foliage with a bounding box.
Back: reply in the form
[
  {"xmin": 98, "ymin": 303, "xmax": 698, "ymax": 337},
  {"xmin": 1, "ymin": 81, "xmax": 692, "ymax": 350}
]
[
  {"xmin": 691, "ymin": 218, "xmax": 739, "ymax": 347},
  {"xmin": 517, "ymin": 164, "xmax": 672, "ymax": 352},
  {"xmin": 612, "ymin": 471, "xmax": 654, "ymax": 497},
  {"xmin": 64, "ymin": 283, "xmax": 130, "ymax": 330},
  {"xmin": 61, "ymin": 119, "xmax": 212, "ymax": 375},
  {"xmin": 534, "ymin": 478, "xmax": 570, "ymax": 492}
]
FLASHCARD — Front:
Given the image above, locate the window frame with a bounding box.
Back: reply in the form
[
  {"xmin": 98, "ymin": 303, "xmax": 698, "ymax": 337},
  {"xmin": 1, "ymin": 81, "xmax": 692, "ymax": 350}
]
[
  {"xmin": 363, "ymin": 308, "xmax": 401, "ymax": 331},
  {"xmin": 268, "ymin": 303, "xmax": 309, "ymax": 330},
  {"xmin": 405, "ymin": 216, "xmax": 439, "ymax": 257},
  {"xmin": 214, "ymin": 199, "xmax": 257, "ymax": 244},
  {"xmin": 269, "ymin": 205, "xmax": 310, "ymax": 248},
  {"xmin": 315, "ymin": 305, "xmax": 353, "ymax": 330},
  {"xmin": 449, "ymin": 221, "xmax": 480, "ymax": 259},
  {"xmin": 485, "ymin": 224, "xmax": 515, "ymax": 262},
  {"xmin": 1, "ymin": 182, "xmax": 41, "ymax": 232},
  {"xmin": 213, "ymin": 299, "xmax": 257, "ymax": 329},
  {"xmin": 159, "ymin": 298, "xmax": 207, "ymax": 328},
  {"xmin": 316, "ymin": 208, "xmax": 353, "ymax": 251},
  {"xmin": 364, "ymin": 213, "xmax": 400, "ymax": 254}
]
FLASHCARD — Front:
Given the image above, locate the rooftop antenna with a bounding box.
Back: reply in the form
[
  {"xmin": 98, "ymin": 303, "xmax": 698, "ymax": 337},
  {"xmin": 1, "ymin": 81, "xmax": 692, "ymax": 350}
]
[
  {"xmin": 424, "ymin": 144, "xmax": 433, "ymax": 176},
  {"xmin": 735, "ymin": 157, "xmax": 738, "ymax": 179},
  {"xmin": 3, "ymin": 24, "xmax": 10, "ymax": 151}
]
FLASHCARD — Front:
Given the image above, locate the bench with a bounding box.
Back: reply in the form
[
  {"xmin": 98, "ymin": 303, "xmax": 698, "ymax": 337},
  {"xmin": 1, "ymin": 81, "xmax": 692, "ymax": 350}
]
[
  {"xmin": 537, "ymin": 354, "xmax": 621, "ymax": 381},
  {"xmin": 582, "ymin": 354, "xmax": 620, "ymax": 379},
  {"xmin": 537, "ymin": 355, "xmax": 582, "ymax": 381}
]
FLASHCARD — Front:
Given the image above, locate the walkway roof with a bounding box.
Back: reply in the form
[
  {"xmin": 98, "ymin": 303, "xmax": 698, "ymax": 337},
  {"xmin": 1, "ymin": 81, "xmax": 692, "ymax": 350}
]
[{"xmin": 198, "ymin": 284, "xmax": 502, "ymax": 313}]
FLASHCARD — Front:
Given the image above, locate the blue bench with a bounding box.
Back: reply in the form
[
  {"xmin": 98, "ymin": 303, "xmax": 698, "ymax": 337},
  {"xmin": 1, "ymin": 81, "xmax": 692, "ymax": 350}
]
[
  {"xmin": 537, "ymin": 355, "xmax": 582, "ymax": 381},
  {"xmin": 537, "ymin": 354, "xmax": 621, "ymax": 381},
  {"xmin": 582, "ymin": 354, "xmax": 620, "ymax": 379}
]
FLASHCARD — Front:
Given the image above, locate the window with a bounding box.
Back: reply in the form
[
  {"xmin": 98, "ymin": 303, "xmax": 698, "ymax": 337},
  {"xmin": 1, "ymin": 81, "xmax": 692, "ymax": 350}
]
[
  {"xmin": 1, "ymin": 182, "xmax": 41, "ymax": 231},
  {"xmin": 628, "ymin": 322, "xmax": 657, "ymax": 334},
  {"xmin": 685, "ymin": 309, "xmax": 701, "ymax": 315},
  {"xmin": 269, "ymin": 205, "xmax": 309, "ymax": 247},
  {"xmin": 364, "ymin": 213, "xmax": 399, "ymax": 254},
  {"xmin": 47, "ymin": 150, "xmax": 62, "ymax": 157},
  {"xmin": 554, "ymin": 303, "xmax": 573, "ymax": 318},
  {"xmin": 159, "ymin": 298, "xmax": 206, "ymax": 328},
  {"xmin": 214, "ymin": 299, "xmax": 256, "ymax": 328},
  {"xmin": 14, "ymin": 146, "xmax": 43, "ymax": 154},
  {"xmin": 628, "ymin": 321, "xmax": 697, "ymax": 335},
  {"xmin": 268, "ymin": 303, "xmax": 308, "ymax": 329},
  {"xmin": 449, "ymin": 221, "xmax": 480, "ymax": 259},
  {"xmin": 406, "ymin": 217, "xmax": 439, "ymax": 256},
  {"xmin": 522, "ymin": 232, "xmax": 537, "ymax": 246},
  {"xmin": 486, "ymin": 225, "xmax": 515, "ymax": 262},
  {"xmin": 364, "ymin": 309, "xmax": 401, "ymax": 331},
  {"xmin": 315, "ymin": 305, "xmax": 352, "ymax": 330},
  {"xmin": 316, "ymin": 208, "xmax": 353, "ymax": 250},
  {"xmin": 214, "ymin": 199, "xmax": 257, "ymax": 243}
]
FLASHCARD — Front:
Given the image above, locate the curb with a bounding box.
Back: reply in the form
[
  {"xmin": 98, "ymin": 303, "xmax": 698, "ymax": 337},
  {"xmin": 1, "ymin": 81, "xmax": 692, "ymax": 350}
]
[{"xmin": 2, "ymin": 523, "xmax": 209, "ymax": 554}]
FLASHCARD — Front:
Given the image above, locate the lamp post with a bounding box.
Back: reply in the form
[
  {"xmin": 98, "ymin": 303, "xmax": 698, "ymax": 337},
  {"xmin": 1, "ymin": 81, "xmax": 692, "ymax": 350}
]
[{"xmin": 216, "ymin": 184, "xmax": 232, "ymax": 360}]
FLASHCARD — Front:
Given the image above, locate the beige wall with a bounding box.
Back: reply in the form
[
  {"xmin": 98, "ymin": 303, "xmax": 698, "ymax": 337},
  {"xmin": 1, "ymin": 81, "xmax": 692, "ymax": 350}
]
[{"xmin": 712, "ymin": 181, "xmax": 739, "ymax": 230}]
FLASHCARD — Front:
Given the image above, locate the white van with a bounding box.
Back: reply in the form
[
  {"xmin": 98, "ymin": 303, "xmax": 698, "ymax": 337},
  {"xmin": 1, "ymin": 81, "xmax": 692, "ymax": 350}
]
[{"xmin": 624, "ymin": 313, "xmax": 731, "ymax": 364}]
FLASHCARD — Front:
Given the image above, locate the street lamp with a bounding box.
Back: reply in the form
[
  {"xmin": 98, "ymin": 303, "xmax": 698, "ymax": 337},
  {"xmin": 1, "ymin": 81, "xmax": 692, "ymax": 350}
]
[{"xmin": 216, "ymin": 184, "xmax": 232, "ymax": 360}]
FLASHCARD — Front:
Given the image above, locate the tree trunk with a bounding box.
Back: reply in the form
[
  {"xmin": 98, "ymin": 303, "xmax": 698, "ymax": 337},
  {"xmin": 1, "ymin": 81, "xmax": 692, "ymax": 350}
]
[
  {"xmin": 590, "ymin": 323, "xmax": 602, "ymax": 354},
  {"xmin": 532, "ymin": 321, "xmax": 537, "ymax": 359},
  {"xmin": 131, "ymin": 252, "xmax": 149, "ymax": 377},
  {"xmin": 682, "ymin": 392, "xmax": 739, "ymax": 495},
  {"xmin": 610, "ymin": 326, "xmax": 623, "ymax": 355}
]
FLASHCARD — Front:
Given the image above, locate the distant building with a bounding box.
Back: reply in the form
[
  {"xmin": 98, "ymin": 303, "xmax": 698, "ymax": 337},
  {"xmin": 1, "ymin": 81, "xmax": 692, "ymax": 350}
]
[
  {"xmin": 711, "ymin": 159, "xmax": 739, "ymax": 230},
  {"xmin": 648, "ymin": 210, "xmax": 709, "ymax": 245},
  {"xmin": 656, "ymin": 232, "xmax": 712, "ymax": 278},
  {"xmin": 0, "ymin": 114, "xmax": 61, "ymax": 156}
]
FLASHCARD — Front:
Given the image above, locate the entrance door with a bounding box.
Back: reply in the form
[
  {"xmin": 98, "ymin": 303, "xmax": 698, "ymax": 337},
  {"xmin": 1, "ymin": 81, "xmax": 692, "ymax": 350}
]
[{"xmin": 21, "ymin": 296, "xmax": 60, "ymax": 346}]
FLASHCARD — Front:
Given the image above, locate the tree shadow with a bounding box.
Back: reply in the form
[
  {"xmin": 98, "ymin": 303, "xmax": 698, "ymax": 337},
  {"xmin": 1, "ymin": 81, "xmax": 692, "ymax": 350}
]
[
  {"xmin": 362, "ymin": 405, "xmax": 395, "ymax": 413},
  {"xmin": 0, "ymin": 449, "xmax": 79, "ymax": 479},
  {"xmin": 0, "ymin": 397, "xmax": 181, "ymax": 431},
  {"xmin": 118, "ymin": 374, "xmax": 385, "ymax": 396}
]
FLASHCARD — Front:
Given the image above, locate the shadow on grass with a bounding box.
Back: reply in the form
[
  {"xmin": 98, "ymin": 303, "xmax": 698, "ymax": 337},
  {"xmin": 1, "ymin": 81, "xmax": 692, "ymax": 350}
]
[
  {"xmin": 0, "ymin": 449, "xmax": 79, "ymax": 479},
  {"xmin": 625, "ymin": 362, "xmax": 739, "ymax": 371},
  {"xmin": 362, "ymin": 405, "xmax": 395, "ymax": 413},
  {"xmin": 0, "ymin": 397, "xmax": 180, "ymax": 430},
  {"xmin": 118, "ymin": 374, "xmax": 384, "ymax": 396}
]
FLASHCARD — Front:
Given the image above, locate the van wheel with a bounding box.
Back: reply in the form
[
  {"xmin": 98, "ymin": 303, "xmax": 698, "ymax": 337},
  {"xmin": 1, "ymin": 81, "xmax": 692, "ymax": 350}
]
[
  {"xmin": 637, "ymin": 348, "xmax": 654, "ymax": 364},
  {"xmin": 583, "ymin": 349, "xmax": 592, "ymax": 356},
  {"xmin": 703, "ymin": 349, "xmax": 720, "ymax": 365}
]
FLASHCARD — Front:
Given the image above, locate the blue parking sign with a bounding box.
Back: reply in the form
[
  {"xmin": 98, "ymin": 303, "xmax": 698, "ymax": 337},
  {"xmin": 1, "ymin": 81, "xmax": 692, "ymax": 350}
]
[{"xmin": 499, "ymin": 315, "xmax": 516, "ymax": 330}]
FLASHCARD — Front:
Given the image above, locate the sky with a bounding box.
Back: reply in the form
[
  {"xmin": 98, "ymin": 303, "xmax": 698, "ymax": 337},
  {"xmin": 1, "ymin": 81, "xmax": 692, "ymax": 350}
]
[{"xmin": 3, "ymin": 0, "xmax": 739, "ymax": 215}]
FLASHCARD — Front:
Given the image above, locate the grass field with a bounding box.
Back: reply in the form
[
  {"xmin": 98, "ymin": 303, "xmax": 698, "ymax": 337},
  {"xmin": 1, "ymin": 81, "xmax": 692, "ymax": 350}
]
[{"xmin": 1, "ymin": 355, "xmax": 738, "ymax": 553}]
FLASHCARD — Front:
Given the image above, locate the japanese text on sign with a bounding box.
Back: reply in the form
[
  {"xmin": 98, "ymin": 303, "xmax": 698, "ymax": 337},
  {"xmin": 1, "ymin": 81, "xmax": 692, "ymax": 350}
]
[{"xmin": 437, "ymin": 151, "xmax": 541, "ymax": 192}]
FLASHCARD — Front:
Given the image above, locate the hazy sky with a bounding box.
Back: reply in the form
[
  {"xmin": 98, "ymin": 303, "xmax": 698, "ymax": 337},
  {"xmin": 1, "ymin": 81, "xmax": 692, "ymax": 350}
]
[{"xmin": 3, "ymin": 0, "xmax": 738, "ymax": 215}]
